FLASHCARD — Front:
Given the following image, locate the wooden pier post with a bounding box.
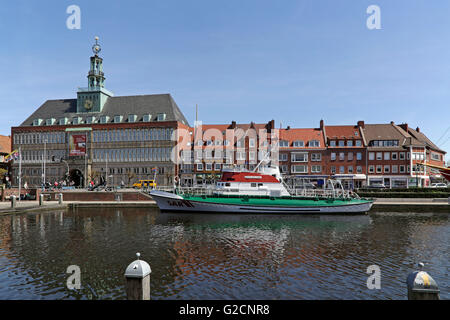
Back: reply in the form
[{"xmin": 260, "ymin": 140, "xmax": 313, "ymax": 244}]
[
  {"xmin": 124, "ymin": 253, "xmax": 151, "ymax": 300},
  {"xmin": 58, "ymin": 193, "xmax": 63, "ymax": 204},
  {"xmin": 39, "ymin": 194, "xmax": 44, "ymax": 206}
]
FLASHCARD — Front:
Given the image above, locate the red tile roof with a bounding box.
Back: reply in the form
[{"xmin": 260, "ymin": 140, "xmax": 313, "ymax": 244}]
[
  {"xmin": 0, "ymin": 135, "xmax": 11, "ymax": 154},
  {"xmin": 324, "ymin": 125, "xmax": 362, "ymax": 140},
  {"xmin": 279, "ymin": 128, "xmax": 325, "ymax": 148}
]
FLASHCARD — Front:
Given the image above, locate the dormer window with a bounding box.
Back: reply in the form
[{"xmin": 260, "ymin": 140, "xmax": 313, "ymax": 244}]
[
  {"xmin": 72, "ymin": 117, "xmax": 82, "ymax": 125},
  {"xmin": 293, "ymin": 140, "xmax": 304, "ymax": 147},
  {"xmin": 143, "ymin": 114, "xmax": 152, "ymax": 122},
  {"xmin": 309, "ymin": 140, "xmax": 320, "ymax": 147},
  {"xmin": 85, "ymin": 116, "xmax": 96, "ymax": 124},
  {"xmin": 59, "ymin": 118, "xmax": 68, "ymax": 125},
  {"xmin": 45, "ymin": 118, "xmax": 55, "ymax": 126},
  {"xmin": 114, "ymin": 115, "xmax": 123, "ymax": 123},
  {"xmin": 33, "ymin": 119, "xmax": 43, "ymax": 126},
  {"xmin": 128, "ymin": 114, "xmax": 137, "ymax": 123},
  {"xmin": 157, "ymin": 113, "xmax": 166, "ymax": 121},
  {"xmin": 279, "ymin": 140, "xmax": 289, "ymax": 147},
  {"xmin": 100, "ymin": 116, "xmax": 109, "ymax": 124}
]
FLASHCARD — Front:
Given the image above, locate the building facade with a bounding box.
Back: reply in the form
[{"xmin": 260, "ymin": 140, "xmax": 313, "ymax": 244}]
[{"xmin": 10, "ymin": 38, "xmax": 190, "ymax": 188}]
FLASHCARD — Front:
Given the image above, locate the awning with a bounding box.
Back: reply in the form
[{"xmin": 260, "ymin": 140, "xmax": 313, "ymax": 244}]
[{"xmin": 332, "ymin": 174, "xmax": 366, "ymax": 180}]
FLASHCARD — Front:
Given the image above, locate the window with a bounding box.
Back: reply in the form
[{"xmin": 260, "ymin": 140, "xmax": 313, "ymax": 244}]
[
  {"xmin": 339, "ymin": 166, "xmax": 345, "ymax": 174},
  {"xmin": 356, "ymin": 152, "xmax": 362, "ymax": 161},
  {"xmin": 331, "ymin": 153, "xmax": 336, "ymax": 161},
  {"xmin": 357, "ymin": 166, "xmax": 362, "ymax": 173},
  {"xmin": 100, "ymin": 116, "xmax": 108, "ymax": 124},
  {"xmin": 291, "ymin": 152, "xmax": 308, "ymax": 162},
  {"xmin": 279, "ymin": 153, "xmax": 288, "ymax": 162},
  {"xmin": 348, "ymin": 152, "xmax": 353, "ymax": 160},
  {"xmin": 330, "ymin": 140, "xmax": 336, "ymax": 147},
  {"xmin": 392, "ymin": 152, "xmax": 398, "ymax": 160},
  {"xmin": 236, "ymin": 151, "xmax": 246, "ymax": 161},
  {"xmin": 331, "ymin": 166, "xmax": 336, "ymax": 174},
  {"xmin": 376, "ymin": 152, "xmax": 382, "ymax": 160},
  {"xmin": 293, "ymin": 140, "xmax": 304, "ymax": 147},
  {"xmin": 291, "ymin": 165, "xmax": 308, "ymax": 173},
  {"xmin": 143, "ymin": 114, "xmax": 152, "ymax": 122},
  {"xmin": 384, "ymin": 165, "xmax": 390, "ymax": 173},
  {"xmin": 214, "ymin": 163, "xmax": 221, "ymax": 171},
  {"xmin": 157, "ymin": 113, "xmax": 166, "ymax": 121},
  {"xmin": 376, "ymin": 165, "xmax": 382, "ymax": 173},
  {"xmin": 369, "ymin": 165, "xmax": 375, "ymax": 173},
  {"xmin": 400, "ymin": 165, "xmax": 405, "ymax": 173},
  {"xmin": 311, "ymin": 153, "xmax": 321, "ymax": 161},
  {"xmin": 72, "ymin": 117, "xmax": 81, "ymax": 125},
  {"xmin": 279, "ymin": 140, "xmax": 289, "ymax": 147},
  {"xmin": 86, "ymin": 116, "xmax": 95, "ymax": 124},
  {"xmin": 431, "ymin": 153, "xmax": 440, "ymax": 161},
  {"xmin": 196, "ymin": 163, "xmax": 203, "ymax": 171},
  {"xmin": 339, "ymin": 152, "xmax": 345, "ymax": 160},
  {"xmin": 309, "ymin": 140, "xmax": 320, "ymax": 147},
  {"xmin": 384, "ymin": 152, "xmax": 390, "ymax": 161},
  {"xmin": 338, "ymin": 141, "xmax": 345, "ymax": 147},
  {"xmin": 399, "ymin": 152, "xmax": 405, "ymax": 160},
  {"xmin": 311, "ymin": 165, "xmax": 322, "ymax": 173},
  {"xmin": 114, "ymin": 115, "xmax": 123, "ymax": 123},
  {"xmin": 347, "ymin": 140, "xmax": 353, "ymax": 147},
  {"xmin": 355, "ymin": 140, "xmax": 362, "ymax": 147},
  {"xmin": 392, "ymin": 165, "xmax": 398, "ymax": 173},
  {"xmin": 369, "ymin": 152, "xmax": 375, "ymax": 161},
  {"xmin": 249, "ymin": 151, "xmax": 256, "ymax": 161},
  {"xmin": 249, "ymin": 138, "xmax": 255, "ymax": 148},
  {"xmin": 205, "ymin": 163, "xmax": 212, "ymax": 171},
  {"xmin": 348, "ymin": 166, "xmax": 354, "ymax": 173}
]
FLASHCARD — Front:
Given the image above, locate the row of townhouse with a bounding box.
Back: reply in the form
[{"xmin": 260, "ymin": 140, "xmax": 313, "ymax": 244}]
[{"xmin": 177, "ymin": 119, "xmax": 447, "ymax": 189}]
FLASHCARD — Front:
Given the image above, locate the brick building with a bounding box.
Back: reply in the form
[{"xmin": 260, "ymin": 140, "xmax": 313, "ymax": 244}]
[{"xmin": 10, "ymin": 38, "xmax": 190, "ymax": 188}]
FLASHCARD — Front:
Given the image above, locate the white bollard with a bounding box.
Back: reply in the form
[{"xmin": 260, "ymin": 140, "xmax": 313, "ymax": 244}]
[{"xmin": 124, "ymin": 252, "xmax": 151, "ymax": 300}]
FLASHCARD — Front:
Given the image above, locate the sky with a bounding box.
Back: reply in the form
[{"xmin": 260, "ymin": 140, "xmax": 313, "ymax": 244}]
[{"xmin": 0, "ymin": 0, "xmax": 449, "ymax": 161}]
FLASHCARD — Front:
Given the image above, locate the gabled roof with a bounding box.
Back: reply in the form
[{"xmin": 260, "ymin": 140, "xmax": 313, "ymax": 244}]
[
  {"xmin": 407, "ymin": 128, "xmax": 446, "ymax": 154},
  {"xmin": 19, "ymin": 93, "xmax": 190, "ymax": 127},
  {"xmin": 279, "ymin": 128, "xmax": 325, "ymax": 148},
  {"xmin": 324, "ymin": 125, "xmax": 363, "ymax": 140},
  {"xmin": 0, "ymin": 135, "xmax": 11, "ymax": 154}
]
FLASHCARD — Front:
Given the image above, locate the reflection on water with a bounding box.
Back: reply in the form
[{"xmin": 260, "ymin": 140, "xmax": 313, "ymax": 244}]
[{"xmin": 0, "ymin": 208, "xmax": 448, "ymax": 300}]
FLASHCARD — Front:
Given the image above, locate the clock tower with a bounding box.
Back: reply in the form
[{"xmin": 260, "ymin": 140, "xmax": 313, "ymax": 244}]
[{"xmin": 77, "ymin": 36, "xmax": 114, "ymax": 113}]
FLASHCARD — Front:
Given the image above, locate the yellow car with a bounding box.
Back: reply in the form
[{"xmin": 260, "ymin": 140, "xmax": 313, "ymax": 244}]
[{"xmin": 132, "ymin": 180, "xmax": 156, "ymax": 189}]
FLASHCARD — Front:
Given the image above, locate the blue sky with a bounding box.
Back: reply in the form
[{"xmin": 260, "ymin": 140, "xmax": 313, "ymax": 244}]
[{"xmin": 1, "ymin": 0, "xmax": 449, "ymax": 160}]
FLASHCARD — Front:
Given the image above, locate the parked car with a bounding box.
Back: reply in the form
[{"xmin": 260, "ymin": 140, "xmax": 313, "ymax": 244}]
[{"xmin": 430, "ymin": 183, "xmax": 448, "ymax": 188}]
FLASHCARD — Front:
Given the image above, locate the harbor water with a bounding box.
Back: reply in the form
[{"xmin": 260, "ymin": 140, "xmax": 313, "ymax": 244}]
[{"xmin": 0, "ymin": 208, "xmax": 448, "ymax": 300}]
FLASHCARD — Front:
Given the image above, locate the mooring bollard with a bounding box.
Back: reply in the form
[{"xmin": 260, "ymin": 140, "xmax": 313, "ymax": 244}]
[
  {"xmin": 124, "ymin": 252, "xmax": 151, "ymax": 300},
  {"xmin": 39, "ymin": 194, "xmax": 44, "ymax": 206},
  {"xmin": 58, "ymin": 193, "xmax": 63, "ymax": 204},
  {"xmin": 406, "ymin": 262, "xmax": 440, "ymax": 300},
  {"xmin": 11, "ymin": 195, "xmax": 16, "ymax": 208}
]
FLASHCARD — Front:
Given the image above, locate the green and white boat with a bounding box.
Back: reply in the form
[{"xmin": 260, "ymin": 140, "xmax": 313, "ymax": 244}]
[{"xmin": 150, "ymin": 165, "xmax": 373, "ymax": 214}]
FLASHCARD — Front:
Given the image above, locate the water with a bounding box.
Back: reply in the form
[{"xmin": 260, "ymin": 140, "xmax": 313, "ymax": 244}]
[{"xmin": 0, "ymin": 208, "xmax": 448, "ymax": 300}]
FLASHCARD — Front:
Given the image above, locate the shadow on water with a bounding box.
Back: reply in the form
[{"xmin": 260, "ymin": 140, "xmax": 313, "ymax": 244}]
[{"xmin": 0, "ymin": 207, "xmax": 447, "ymax": 300}]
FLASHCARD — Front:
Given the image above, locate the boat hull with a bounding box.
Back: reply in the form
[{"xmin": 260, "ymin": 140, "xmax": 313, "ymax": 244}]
[{"xmin": 149, "ymin": 191, "xmax": 373, "ymax": 214}]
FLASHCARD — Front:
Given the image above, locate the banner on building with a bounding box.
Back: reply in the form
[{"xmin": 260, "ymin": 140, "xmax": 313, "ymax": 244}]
[{"xmin": 69, "ymin": 134, "xmax": 86, "ymax": 156}]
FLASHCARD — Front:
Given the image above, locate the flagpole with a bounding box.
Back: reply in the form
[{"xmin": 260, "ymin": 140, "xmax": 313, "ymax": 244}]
[{"xmin": 18, "ymin": 147, "xmax": 21, "ymax": 202}]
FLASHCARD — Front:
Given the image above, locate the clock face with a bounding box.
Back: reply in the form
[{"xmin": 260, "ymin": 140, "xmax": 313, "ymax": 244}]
[{"xmin": 84, "ymin": 99, "xmax": 93, "ymax": 110}]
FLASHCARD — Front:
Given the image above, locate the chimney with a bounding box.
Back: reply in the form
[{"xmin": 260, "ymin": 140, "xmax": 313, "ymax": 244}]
[
  {"xmin": 267, "ymin": 119, "xmax": 275, "ymax": 132},
  {"xmin": 390, "ymin": 121, "xmax": 394, "ymax": 125},
  {"xmin": 320, "ymin": 119, "xmax": 324, "ymax": 130},
  {"xmin": 250, "ymin": 121, "xmax": 255, "ymax": 129},
  {"xmin": 230, "ymin": 121, "xmax": 236, "ymax": 129},
  {"xmin": 399, "ymin": 123, "xmax": 409, "ymax": 132},
  {"xmin": 416, "ymin": 127, "xmax": 420, "ymax": 133},
  {"xmin": 357, "ymin": 120, "xmax": 365, "ymax": 128},
  {"xmin": 286, "ymin": 126, "xmax": 290, "ymax": 130}
]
